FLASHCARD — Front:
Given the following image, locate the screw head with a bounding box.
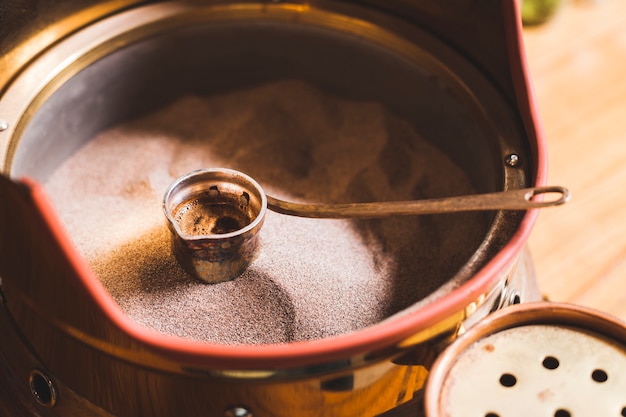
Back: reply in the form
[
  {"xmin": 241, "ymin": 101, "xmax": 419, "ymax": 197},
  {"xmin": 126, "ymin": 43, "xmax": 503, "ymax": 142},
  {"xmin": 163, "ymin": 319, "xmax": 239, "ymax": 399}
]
[
  {"xmin": 224, "ymin": 406, "xmax": 253, "ymax": 417},
  {"xmin": 505, "ymin": 153, "xmax": 520, "ymax": 167}
]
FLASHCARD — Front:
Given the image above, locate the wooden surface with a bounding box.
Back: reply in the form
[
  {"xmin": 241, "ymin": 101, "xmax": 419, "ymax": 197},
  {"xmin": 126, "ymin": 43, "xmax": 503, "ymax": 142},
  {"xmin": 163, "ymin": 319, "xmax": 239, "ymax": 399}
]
[{"xmin": 523, "ymin": 0, "xmax": 626, "ymax": 322}]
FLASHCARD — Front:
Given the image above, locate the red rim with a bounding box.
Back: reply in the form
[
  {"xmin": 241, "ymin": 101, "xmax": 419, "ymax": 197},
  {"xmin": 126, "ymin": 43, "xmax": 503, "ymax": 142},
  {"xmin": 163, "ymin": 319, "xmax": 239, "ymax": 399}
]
[{"xmin": 18, "ymin": 1, "xmax": 547, "ymax": 371}]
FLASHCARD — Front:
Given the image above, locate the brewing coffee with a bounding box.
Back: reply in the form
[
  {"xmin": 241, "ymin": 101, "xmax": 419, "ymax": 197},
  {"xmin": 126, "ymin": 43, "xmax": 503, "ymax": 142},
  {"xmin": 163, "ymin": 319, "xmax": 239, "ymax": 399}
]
[{"xmin": 44, "ymin": 80, "xmax": 488, "ymax": 345}]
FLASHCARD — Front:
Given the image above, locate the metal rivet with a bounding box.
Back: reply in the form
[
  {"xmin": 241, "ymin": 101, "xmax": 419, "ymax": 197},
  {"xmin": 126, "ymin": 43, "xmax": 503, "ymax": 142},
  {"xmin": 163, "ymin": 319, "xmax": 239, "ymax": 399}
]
[
  {"xmin": 29, "ymin": 369, "xmax": 57, "ymax": 407},
  {"xmin": 0, "ymin": 119, "xmax": 8, "ymax": 131},
  {"xmin": 224, "ymin": 407, "xmax": 253, "ymax": 417},
  {"xmin": 505, "ymin": 153, "xmax": 520, "ymax": 167}
]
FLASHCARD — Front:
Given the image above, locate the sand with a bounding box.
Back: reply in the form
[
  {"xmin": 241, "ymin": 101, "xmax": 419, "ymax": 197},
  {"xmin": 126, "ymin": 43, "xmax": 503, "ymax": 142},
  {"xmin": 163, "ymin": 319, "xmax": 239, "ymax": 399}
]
[{"xmin": 44, "ymin": 80, "xmax": 485, "ymax": 345}]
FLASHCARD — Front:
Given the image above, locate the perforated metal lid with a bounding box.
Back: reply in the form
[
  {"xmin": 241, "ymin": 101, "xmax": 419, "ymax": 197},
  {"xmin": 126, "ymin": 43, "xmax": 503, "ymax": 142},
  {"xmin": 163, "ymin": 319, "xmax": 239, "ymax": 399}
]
[{"xmin": 425, "ymin": 302, "xmax": 626, "ymax": 417}]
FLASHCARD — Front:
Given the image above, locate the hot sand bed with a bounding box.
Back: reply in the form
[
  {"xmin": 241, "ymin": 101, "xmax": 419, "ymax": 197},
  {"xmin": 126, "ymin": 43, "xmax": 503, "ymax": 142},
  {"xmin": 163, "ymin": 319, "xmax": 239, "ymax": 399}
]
[{"xmin": 44, "ymin": 80, "xmax": 487, "ymax": 345}]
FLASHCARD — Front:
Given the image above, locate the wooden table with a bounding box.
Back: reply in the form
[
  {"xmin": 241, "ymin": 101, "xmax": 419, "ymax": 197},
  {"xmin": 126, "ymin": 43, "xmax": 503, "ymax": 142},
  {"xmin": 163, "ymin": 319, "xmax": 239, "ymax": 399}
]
[{"xmin": 523, "ymin": 0, "xmax": 626, "ymax": 322}]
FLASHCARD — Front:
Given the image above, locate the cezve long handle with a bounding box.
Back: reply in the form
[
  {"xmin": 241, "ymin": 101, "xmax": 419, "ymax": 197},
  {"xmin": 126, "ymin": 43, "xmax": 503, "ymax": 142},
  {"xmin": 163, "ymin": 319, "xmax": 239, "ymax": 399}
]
[{"xmin": 266, "ymin": 186, "xmax": 570, "ymax": 219}]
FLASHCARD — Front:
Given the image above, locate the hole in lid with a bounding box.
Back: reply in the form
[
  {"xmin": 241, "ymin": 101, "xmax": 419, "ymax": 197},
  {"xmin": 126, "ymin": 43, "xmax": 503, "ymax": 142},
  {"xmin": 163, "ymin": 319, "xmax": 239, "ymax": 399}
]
[
  {"xmin": 542, "ymin": 356, "xmax": 560, "ymax": 370},
  {"xmin": 485, "ymin": 413, "xmax": 500, "ymax": 417},
  {"xmin": 621, "ymin": 406, "xmax": 626, "ymax": 417},
  {"xmin": 499, "ymin": 373, "xmax": 517, "ymax": 387},
  {"xmin": 554, "ymin": 409, "xmax": 571, "ymax": 417},
  {"xmin": 591, "ymin": 369, "xmax": 608, "ymax": 383}
]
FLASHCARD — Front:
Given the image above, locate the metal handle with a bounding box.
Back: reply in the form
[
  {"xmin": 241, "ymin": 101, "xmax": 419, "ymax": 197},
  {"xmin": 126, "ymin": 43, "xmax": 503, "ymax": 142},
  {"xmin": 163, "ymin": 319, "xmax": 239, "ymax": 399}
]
[{"xmin": 266, "ymin": 186, "xmax": 570, "ymax": 219}]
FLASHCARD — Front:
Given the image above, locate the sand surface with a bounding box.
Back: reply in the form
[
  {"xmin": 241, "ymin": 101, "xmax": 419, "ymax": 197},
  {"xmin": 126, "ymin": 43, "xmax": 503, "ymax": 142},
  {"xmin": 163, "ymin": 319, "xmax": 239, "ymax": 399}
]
[{"xmin": 44, "ymin": 80, "xmax": 484, "ymax": 345}]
